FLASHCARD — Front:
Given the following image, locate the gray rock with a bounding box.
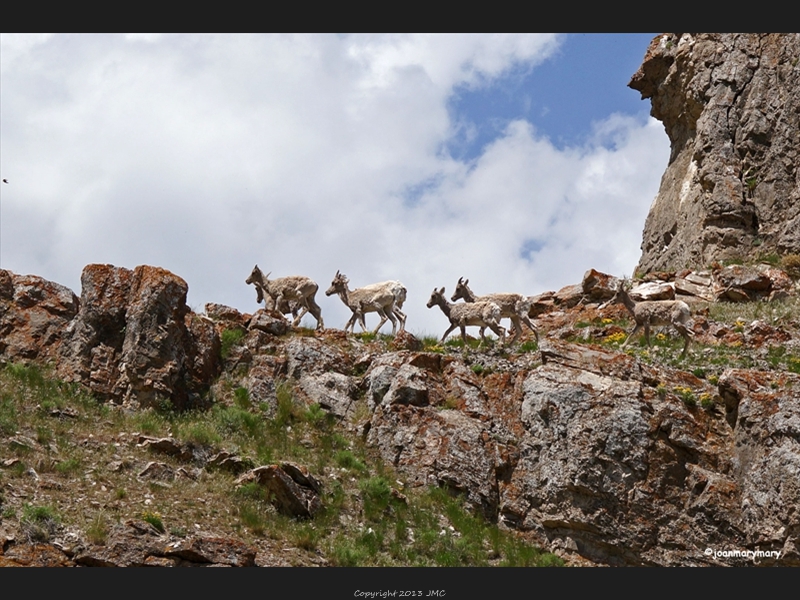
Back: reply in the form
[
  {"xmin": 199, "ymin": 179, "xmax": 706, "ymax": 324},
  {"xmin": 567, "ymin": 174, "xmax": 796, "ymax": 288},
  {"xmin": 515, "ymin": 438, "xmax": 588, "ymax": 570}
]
[
  {"xmin": 383, "ymin": 364, "xmax": 429, "ymax": 407},
  {"xmin": 631, "ymin": 34, "xmax": 800, "ymax": 272},
  {"xmin": 298, "ymin": 372, "xmax": 356, "ymax": 418}
]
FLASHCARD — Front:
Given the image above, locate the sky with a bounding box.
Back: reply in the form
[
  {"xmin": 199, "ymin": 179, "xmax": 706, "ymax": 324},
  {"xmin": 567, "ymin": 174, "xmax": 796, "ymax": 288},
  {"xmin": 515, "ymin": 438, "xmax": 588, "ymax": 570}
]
[{"xmin": 0, "ymin": 33, "xmax": 670, "ymax": 336}]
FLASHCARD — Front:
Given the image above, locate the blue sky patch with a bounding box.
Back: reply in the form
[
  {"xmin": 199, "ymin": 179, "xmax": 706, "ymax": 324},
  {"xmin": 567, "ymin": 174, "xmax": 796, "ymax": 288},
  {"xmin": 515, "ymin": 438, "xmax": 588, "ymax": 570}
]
[{"xmin": 446, "ymin": 34, "xmax": 656, "ymax": 159}]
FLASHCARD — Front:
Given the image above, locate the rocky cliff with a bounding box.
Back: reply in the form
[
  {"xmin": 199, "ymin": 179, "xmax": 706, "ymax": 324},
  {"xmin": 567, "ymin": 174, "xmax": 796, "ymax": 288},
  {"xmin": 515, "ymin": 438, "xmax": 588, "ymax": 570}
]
[
  {"xmin": 1, "ymin": 264, "xmax": 798, "ymax": 566},
  {"xmin": 630, "ymin": 33, "xmax": 800, "ymax": 272}
]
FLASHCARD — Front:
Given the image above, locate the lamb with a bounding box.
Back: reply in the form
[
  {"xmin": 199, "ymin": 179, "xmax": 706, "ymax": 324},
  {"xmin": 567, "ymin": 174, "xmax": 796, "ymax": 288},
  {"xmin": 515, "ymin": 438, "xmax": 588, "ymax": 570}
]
[
  {"xmin": 248, "ymin": 278, "xmax": 303, "ymax": 321},
  {"xmin": 427, "ymin": 287, "xmax": 505, "ymax": 346},
  {"xmin": 601, "ymin": 282, "xmax": 694, "ymax": 357},
  {"xmin": 325, "ymin": 271, "xmax": 408, "ymax": 335},
  {"xmin": 451, "ymin": 277, "xmax": 538, "ymax": 344},
  {"xmin": 245, "ymin": 265, "xmax": 324, "ymax": 330}
]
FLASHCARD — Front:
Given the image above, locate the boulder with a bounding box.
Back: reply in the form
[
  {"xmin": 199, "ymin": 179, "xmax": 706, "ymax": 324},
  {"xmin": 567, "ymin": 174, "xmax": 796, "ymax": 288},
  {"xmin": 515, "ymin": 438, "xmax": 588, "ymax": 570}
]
[
  {"xmin": 236, "ymin": 465, "xmax": 322, "ymax": 518},
  {"xmin": 0, "ymin": 270, "xmax": 79, "ymax": 364},
  {"xmin": 58, "ymin": 264, "xmax": 219, "ymax": 409},
  {"xmin": 581, "ymin": 269, "xmax": 621, "ymax": 302}
]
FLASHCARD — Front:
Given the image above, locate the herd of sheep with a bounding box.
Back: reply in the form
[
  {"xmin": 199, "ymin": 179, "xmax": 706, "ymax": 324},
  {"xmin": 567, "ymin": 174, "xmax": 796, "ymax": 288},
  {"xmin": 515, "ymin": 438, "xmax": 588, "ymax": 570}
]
[{"xmin": 245, "ymin": 265, "xmax": 694, "ymax": 353}]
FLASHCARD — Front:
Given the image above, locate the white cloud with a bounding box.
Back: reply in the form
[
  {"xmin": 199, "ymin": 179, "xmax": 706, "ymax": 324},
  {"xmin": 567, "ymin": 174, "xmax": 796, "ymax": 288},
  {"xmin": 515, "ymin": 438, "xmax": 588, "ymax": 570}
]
[{"xmin": 0, "ymin": 33, "xmax": 668, "ymax": 336}]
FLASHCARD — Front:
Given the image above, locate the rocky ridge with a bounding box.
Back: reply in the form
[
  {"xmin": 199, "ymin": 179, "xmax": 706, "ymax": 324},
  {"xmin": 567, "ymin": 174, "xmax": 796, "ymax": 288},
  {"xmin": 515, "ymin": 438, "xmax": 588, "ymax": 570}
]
[{"xmin": 1, "ymin": 263, "xmax": 798, "ymax": 566}]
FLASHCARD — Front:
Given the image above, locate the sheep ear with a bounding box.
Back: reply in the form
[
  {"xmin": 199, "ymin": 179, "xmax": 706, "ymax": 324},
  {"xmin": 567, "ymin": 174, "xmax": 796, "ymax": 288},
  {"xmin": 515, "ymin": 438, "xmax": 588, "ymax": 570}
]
[{"xmin": 439, "ymin": 287, "xmax": 445, "ymax": 294}]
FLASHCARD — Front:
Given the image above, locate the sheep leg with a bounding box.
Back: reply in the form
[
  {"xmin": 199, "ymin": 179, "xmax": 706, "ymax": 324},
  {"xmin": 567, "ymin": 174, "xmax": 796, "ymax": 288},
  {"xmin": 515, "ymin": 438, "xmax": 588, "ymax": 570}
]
[
  {"xmin": 387, "ymin": 310, "xmax": 398, "ymax": 335},
  {"xmin": 393, "ymin": 307, "xmax": 407, "ymax": 332},
  {"xmin": 510, "ymin": 316, "xmax": 523, "ymax": 342},
  {"xmin": 353, "ymin": 306, "xmax": 368, "ymax": 333},
  {"xmin": 441, "ymin": 323, "xmax": 458, "ymax": 343},
  {"xmin": 490, "ymin": 322, "xmax": 506, "ymax": 345},
  {"xmin": 372, "ymin": 309, "xmax": 389, "ymax": 335},
  {"xmin": 520, "ymin": 314, "xmax": 539, "ymax": 343},
  {"xmin": 289, "ymin": 294, "xmax": 311, "ymax": 326},
  {"xmin": 644, "ymin": 323, "xmax": 651, "ymax": 347},
  {"xmin": 622, "ymin": 323, "xmax": 642, "ymax": 348},
  {"xmin": 305, "ymin": 296, "xmax": 324, "ymax": 330},
  {"xmin": 273, "ymin": 294, "xmax": 293, "ymax": 323},
  {"xmin": 675, "ymin": 323, "xmax": 691, "ymax": 357},
  {"xmin": 345, "ymin": 312, "xmax": 359, "ymax": 334}
]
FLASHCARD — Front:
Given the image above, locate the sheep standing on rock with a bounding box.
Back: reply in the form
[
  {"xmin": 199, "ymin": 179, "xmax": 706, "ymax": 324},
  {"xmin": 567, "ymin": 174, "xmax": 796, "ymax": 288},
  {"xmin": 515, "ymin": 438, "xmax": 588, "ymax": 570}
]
[
  {"xmin": 601, "ymin": 282, "xmax": 694, "ymax": 357},
  {"xmin": 246, "ymin": 265, "xmax": 324, "ymax": 330},
  {"xmin": 427, "ymin": 287, "xmax": 505, "ymax": 346},
  {"xmin": 451, "ymin": 277, "xmax": 538, "ymax": 344},
  {"xmin": 325, "ymin": 271, "xmax": 407, "ymax": 335}
]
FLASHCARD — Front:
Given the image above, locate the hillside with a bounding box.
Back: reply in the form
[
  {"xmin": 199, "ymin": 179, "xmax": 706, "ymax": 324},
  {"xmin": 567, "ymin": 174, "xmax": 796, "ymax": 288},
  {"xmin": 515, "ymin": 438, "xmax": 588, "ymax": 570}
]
[{"xmin": 1, "ymin": 262, "xmax": 798, "ymax": 567}]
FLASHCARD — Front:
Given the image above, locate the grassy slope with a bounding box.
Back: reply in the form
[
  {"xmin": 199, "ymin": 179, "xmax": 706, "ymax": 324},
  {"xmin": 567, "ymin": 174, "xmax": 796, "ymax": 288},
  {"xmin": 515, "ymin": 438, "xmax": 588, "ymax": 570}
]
[{"xmin": 0, "ymin": 360, "xmax": 562, "ymax": 567}]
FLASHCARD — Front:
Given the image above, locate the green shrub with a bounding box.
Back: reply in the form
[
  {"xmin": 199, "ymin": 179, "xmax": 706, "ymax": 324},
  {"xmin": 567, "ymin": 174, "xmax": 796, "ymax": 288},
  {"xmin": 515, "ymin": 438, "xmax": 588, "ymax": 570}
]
[
  {"xmin": 335, "ymin": 450, "xmax": 367, "ymax": 473},
  {"xmin": 233, "ymin": 386, "xmax": 251, "ymax": 409},
  {"xmin": 274, "ymin": 382, "xmax": 300, "ymax": 427},
  {"xmin": 182, "ymin": 421, "xmax": 221, "ymax": 446},
  {"xmin": 699, "ymin": 393, "xmax": 715, "ymax": 410},
  {"xmin": 141, "ymin": 510, "xmax": 165, "ymax": 533},
  {"xmin": 675, "ymin": 386, "xmax": 697, "ymax": 407},
  {"xmin": 220, "ymin": 328, "xmax": 245, "ymax": 359},
  {"xmin": 87, "ymin": 514, "xmax": 110, "ymax": 545},
  {"xmin": 54, "ymin": 457, "xmax": 81, "ymax": 475},
  {"xmin": 360, "ymin": 476, "xmax": 394, "ymax": 521},
  {"xmin": 21, "ymin": 504, "xmax": 61, "ymax": 543}
]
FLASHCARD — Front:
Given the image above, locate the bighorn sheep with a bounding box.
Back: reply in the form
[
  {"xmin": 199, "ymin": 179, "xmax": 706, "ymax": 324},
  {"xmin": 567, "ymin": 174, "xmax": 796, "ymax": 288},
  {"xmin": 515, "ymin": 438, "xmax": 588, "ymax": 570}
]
[
  {"xmin": 427, "ymin": 287, "xmax": 505, "ymax": 346},
  {"xmin": 245, "ymin": 265, "xmax": 324, "ymax": 330},
  {"xmin": 451, "ymin": 277, "xmax": 538, "ymax": 343},
  {"xmin": 601, "ymin": 282, "xmax": 694, "ymax": 357},
  {"xmin": 248, "ymin": 277, "xmax": 303, "ymax": 321},
  {"xmin": 325, "ymin": 271, "xmax": 407, "ymax": 335}
]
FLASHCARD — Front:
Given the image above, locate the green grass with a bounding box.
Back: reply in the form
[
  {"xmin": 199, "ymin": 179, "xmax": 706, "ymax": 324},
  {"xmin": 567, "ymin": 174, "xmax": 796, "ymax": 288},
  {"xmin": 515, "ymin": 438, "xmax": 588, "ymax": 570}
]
[
  {"xmin": 324, "ymin": 484, "xmax": 565, "ymax": 567},
  {"xmin": 220, "ymin": 328, "xmax": 246, "ymax": 359},
  {"xmin": 0, "ymin": 361, "xmax": 564, "ymax": 568},
  {"xmin": 21, "ymin": 503, "xmax": 61, "ymax": 543},
  {"xmin": 54, "ymin": 457, "xmax": 81, "ymax": 475},
  {"xmin": 709, "ymin": 296, "xmax": 800, "ymax": 328},
  {"xmin": 141, "ymin": 510, "xmax": 165, "ymax": 533}
]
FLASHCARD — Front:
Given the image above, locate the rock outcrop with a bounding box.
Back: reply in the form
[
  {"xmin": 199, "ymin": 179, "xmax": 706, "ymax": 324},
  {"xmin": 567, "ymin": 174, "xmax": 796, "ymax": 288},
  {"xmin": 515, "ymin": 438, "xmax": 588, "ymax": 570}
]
[
  {"xmin": 0, "ymin": 264, "xmax": 220, "ymax": 410},
  {"xmin": 56, "ymin": 264, "xmax": 220, "ymax": 410},
  {"xmin": 630, "ymin": 33, "xmax": 800, "ymax": 272}
]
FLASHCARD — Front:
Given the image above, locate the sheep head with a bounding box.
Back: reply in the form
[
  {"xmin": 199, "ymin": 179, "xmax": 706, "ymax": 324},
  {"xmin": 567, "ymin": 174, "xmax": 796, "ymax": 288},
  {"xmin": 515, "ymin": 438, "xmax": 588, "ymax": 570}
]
[
  {"xmin": 326, "ymin": 271, "xmax": 349, "ymax": 296},
  {"xmin": 451, "ymin": 277, "xmax": 470, "ymax": 302},
  {"xmin": 427, "ymin": 287, "xmax": 446, "ymax": 309}
]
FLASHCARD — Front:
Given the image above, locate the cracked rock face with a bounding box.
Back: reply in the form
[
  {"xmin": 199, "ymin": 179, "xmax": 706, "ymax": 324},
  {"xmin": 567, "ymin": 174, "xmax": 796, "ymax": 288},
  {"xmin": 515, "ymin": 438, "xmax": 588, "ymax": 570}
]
[
  {"xmin": 631, "ymin": 33, "xmax": 800, "ymax": 272},
  {"xmin": 55, "ymin": 264, "xmax": 220, "ymax": 409}
]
